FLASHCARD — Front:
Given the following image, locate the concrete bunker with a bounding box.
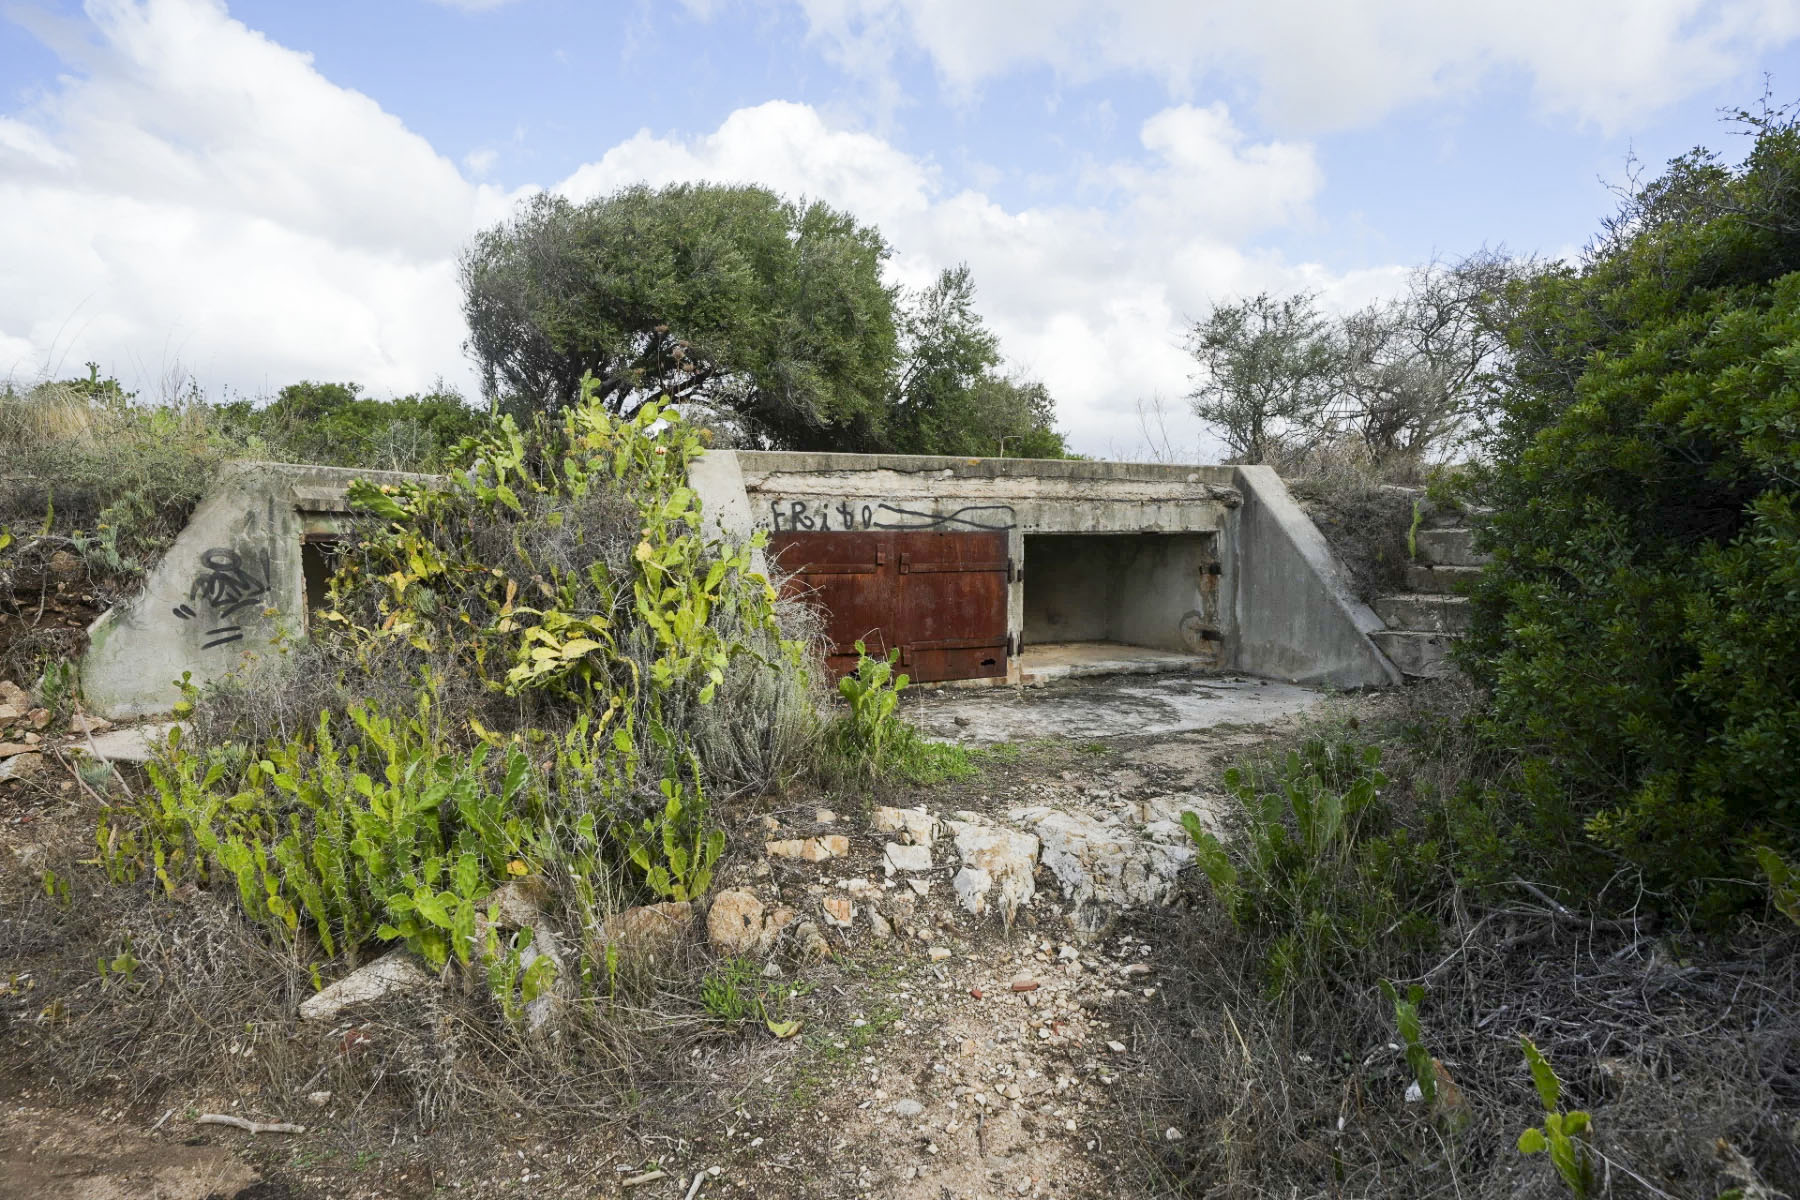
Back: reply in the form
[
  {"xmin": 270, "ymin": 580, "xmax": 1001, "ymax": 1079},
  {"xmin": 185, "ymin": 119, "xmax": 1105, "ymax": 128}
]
[
  {"xmin": 79, "ymin": 450, "xmax": 1405, "ymax": 719},
  {"xmin": 695, "ymin": 450, "xmax": 1402, "ymax": 692}
]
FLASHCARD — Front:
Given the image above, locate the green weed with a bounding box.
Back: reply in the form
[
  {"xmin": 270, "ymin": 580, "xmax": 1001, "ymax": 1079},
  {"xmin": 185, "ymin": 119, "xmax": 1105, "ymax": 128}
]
[{"xmin": 1516, "ymin": 1037, "xmax": 1596, "ymax": 1199}]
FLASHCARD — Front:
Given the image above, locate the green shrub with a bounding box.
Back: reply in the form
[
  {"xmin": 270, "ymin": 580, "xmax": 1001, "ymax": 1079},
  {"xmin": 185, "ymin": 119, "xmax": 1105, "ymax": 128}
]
[
  {"xmin": 98, "ymin": 375, "xmax": 816, "ymax": 1018},
  {"xmin": 1180, "ymin": 739, "xmax": 1446, "ymax": 996},
  {"xmin": 1464, "ymin": 105, "xmax": 1800, "ymax": 910},
  {"xmin": 215, "ymin": 380, "xmax": 485, "ymax": 473},
  {"xmin": 822, "ymin": 642, "xmax": 977, "ymax": 788}
]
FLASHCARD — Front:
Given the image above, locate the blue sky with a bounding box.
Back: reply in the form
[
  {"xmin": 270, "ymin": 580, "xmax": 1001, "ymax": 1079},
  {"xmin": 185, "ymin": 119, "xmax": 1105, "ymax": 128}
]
[{"xmin": 3, "ymin": 0, "xmax": 1798, "ymax": 456}]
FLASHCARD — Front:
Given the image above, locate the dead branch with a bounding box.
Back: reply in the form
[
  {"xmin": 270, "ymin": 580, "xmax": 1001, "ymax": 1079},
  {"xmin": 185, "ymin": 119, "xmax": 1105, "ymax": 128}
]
[{"xmin": 197, "ymin": 1113, "xmax": 305, "ymax": 1135}]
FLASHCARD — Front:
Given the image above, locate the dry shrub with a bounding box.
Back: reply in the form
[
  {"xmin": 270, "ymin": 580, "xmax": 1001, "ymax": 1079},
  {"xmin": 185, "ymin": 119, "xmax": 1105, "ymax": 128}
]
[
  {"xmin": 1, "ymin": 845, "xmax": 755, "ymax": 1135},
  {"xmin": 1280, "ymin": 439, "xmax": 1450, "ymax": 603},
  {"xmin": 1130, "ymin": 898, "xmax": 1799, "ymax": 1199}
]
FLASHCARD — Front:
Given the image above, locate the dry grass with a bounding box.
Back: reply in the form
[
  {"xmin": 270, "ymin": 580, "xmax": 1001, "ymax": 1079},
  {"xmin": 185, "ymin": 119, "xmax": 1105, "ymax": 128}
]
[
  {"xmin": 2, "ymin": 824, "xmax": 769, "ymax": 1138},
  {"xmin": 1120, "ymin": 682, "xmax": 1800, "ymax": 1200}
]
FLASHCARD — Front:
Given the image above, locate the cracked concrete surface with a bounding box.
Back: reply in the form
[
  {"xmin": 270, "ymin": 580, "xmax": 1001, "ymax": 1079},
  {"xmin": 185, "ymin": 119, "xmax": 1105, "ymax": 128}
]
[{"xmin": 909, "ymin": 673, "xmax": 1327, "ymax": 743}]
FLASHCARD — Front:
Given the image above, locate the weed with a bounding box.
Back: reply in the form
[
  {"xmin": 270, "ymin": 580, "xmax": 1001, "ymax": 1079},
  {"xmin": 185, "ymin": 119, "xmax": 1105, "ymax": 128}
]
[
  {"xmin": 832, "ymin": 642, "xmax": 908, "ymax": 775},
  {"xmin": 700, "ymin": 958, "xmax": 766, "ymax": 1023},
  {"xmin": 1379, "ymin": 979, "xmax": 1434, "ymax": 1107},
  {"xmin": 1516, "ymin": 1037, "xmax": 1596, "ymax": 1199}
]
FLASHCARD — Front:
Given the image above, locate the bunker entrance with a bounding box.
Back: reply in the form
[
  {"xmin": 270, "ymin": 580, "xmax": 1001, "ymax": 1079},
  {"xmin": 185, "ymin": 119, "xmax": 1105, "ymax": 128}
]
[
  {"xmin": 1021, "ymin": 533, "xmax": 1221, "ymax": 681},
  {"xmin": 300, "ymin": 535, "xmax": 342, "ymax": 627}
]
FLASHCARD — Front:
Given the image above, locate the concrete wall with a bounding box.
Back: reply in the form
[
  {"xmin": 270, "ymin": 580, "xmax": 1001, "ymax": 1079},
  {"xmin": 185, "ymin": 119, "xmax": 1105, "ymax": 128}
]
[
  {"xmin": 82, "ymin": 461, "xmax": 428, "ymax": 718},
  {"xmin": 1111, "ymin": 535, "xmax": 1219, "ymax": 654},
  {"xmin": 1022, "ymin": 536, "xmax": 1113, "ymax": 643},
  {"xmin": 1224, "ymin": 466, "xmax": 1402, "ymax": 688}
]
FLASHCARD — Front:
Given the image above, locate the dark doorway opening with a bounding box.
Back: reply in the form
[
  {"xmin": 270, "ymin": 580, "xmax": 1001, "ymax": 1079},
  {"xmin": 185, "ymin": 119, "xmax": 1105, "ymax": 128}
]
[
  {"xmin": 1021, "ymin": 533, "xmax": 1220, "ymax": 677},
  {"xmin": 300, "ymin": 536, "xmax": 342, "ymax": 629}
]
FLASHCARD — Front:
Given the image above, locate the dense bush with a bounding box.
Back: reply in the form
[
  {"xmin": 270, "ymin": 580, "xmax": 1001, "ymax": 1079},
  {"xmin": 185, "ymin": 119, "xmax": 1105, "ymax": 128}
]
[
  {"xmin": 216, "ymin": 379, "xmax": 485, "ymax": 473},
  {"xmin": 0, "ymin": 371, "xmax": 241, "ymax": 603},
  {"xmin": 100, "ymin": 380, "xmax": 822, "ymax": 1020},
  {"xmin": 1463, "ymin": 107, "xmax": 1800, "ymax": 909},
  {"xmin": 1182, "ymin": 739, "xmax": 1446, "ymax": 997}
]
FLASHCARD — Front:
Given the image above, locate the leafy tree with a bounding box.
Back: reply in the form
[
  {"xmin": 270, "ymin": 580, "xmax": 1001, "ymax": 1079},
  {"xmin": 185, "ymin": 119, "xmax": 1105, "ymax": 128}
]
[
  {"xmin": 460, "ymin": 184, "xmax": 898, "ymax": 450},
  {"xmin": 1186, "ymin": 291, "xmax": 1341, "ymax": 464},
  {"xmin": 1463, "ymin": 104, "xmax": 1800, "ymax": 908},
  {"xmin": 888, "ymin": 266, "xmax": 1067, "ymax": 457}
]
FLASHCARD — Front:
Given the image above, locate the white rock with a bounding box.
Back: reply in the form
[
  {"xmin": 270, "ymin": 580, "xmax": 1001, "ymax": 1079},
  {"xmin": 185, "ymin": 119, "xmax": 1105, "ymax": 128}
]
[
  {"xmin": 873, "ymin": 806, "xmax": 939, "ymax": 848},
  {"xmin": 895, "ymin": 1099, "xmax": 924, "ymax": 1118},
  {"xmin": 907, "ymin": 879, "xmax": 932, "ymax": 897},
  {"xmin": 300, "ymin": 954, "xmax": 432, "ymax": 1022},
  {"xmin": 1014, "ymin": 808, "xmax": 1192, "ymax": 932},
  {"xmin": 945, "ymin": 819, "xmax": 1038, "ymax": 920},
  {"xmin": 883, "ymin": 842, "xmax": 933, "ymax": 873},
  {"xmin": 953, "ymin": 866, "xmax": 993, "ymax": 915}
]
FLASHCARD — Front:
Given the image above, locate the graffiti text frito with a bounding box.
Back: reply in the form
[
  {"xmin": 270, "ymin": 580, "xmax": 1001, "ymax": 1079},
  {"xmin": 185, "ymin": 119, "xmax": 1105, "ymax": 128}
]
[{"xmin": 768, "ymin": 499, "xmax": 1016, "ymax": 532}]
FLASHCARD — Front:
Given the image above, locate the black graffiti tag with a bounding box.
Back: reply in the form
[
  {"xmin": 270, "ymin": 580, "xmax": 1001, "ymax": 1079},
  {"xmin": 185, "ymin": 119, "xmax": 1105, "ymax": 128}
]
[{"xmin": 173, "ymin": 548, "xmax": 269, "ymax": 645}]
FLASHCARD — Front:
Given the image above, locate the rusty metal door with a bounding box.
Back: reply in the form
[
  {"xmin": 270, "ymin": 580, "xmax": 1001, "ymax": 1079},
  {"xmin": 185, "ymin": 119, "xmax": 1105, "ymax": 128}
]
[{"xmin": 770, "ymin": 530, "xmax": 1010, "ymax": 682}]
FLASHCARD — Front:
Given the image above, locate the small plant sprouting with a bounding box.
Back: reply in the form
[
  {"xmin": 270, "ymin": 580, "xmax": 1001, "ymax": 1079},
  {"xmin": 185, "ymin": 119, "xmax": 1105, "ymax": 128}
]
[
  {"xmin": 1516, "ymin": 1036, "xmax": 1596, "ymax": 1199},
  {"xmin": 1406, "ymin": 498, "xmax": 1423, "ymax": 560},
  {"xmin": 96, "ymin": 938, "xmax": 139, "ymax": 989},
  {"xmin": 1380, "ymin": 979, "xmax": 1435, "ymax": 1108},
  {"xmin": 1753, "ymin": 846, "xmax": 1800, "ymax": 926},
  {"xmin": 40, "ymin": 869, "xmax": 71, "ymax": 906}
]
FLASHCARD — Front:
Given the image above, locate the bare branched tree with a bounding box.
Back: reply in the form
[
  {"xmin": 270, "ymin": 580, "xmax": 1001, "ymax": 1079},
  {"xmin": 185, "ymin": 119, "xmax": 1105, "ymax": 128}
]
[
  {"xmin": 1185, "ymin": 291, "xmax": 1341, "ymax": 465},
  {"xmin": 1186, "ymin": 254, "xmax": 1529, "ymax": 471},
  {"xmin": 1336, "ymin": 253, "xmax": 1519, "ymax": 461}
]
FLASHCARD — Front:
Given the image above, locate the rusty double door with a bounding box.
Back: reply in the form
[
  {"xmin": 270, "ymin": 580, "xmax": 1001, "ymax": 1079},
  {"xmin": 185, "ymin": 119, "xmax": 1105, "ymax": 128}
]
[{"xmin": 769, "ymin": 530, "xmax": 1011, "ymax": 683}]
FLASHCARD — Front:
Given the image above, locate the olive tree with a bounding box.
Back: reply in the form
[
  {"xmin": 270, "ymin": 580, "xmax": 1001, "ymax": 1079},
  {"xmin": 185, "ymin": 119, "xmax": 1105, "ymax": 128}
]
[{"xmin": 460, "ymin": 183, "xmax": 899, "ymax": 450}]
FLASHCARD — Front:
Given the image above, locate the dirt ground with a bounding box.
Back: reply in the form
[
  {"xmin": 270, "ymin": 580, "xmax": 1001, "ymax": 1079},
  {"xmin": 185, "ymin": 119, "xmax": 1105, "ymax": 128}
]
[{"xmin": 0, "ymin": 673, "xmax": 1374, "ymax": 1200}]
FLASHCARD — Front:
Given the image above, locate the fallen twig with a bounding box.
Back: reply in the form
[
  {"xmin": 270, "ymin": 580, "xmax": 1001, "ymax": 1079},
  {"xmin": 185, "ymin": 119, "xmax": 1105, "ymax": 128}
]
[
  {"xmin": 51, "ymin": 747, "xmax": 108, "ymax": 809},
  {"xmin": 622, "ymin": 1169, "xmax": 667, "ymax": 1188},
  {"xmin": 75, "ymin": 702, "xmax": 135, "ymax": 800},
  {"xmin": 684, "ymin": 1170, "xmax": 706, "ymax": 1200},
  {"xmin": 149, "ymin": 1108, "xmax": 174, "ymax": 1134},
  {"xmin": 197, "ymin": 1113, "xmax": 305, "ymax": 1135}
]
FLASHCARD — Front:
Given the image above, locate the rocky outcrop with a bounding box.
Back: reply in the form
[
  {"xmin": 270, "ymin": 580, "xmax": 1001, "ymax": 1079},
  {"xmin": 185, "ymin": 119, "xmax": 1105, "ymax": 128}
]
[{"xmin": 1011, "ymin": 806, "xmax": 1193, "ymax": 932}]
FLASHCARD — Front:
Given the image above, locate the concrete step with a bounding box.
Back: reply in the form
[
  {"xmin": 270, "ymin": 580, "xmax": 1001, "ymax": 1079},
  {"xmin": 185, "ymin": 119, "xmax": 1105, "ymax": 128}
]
[
  {"xmin": 1404, "ymin": 562, "xmax": 1482, "ymax": 593},
  {"xmin": 1415, "ymin": 527, "xmax": 1488, "ymax": 567},
  {"xmin": 1373, "ymin": 593, "xmax": 1471, "ymax": 634},
  {"xmin": 1370, "ymin": 630, "xmax": 1456, "ymax": 679}
]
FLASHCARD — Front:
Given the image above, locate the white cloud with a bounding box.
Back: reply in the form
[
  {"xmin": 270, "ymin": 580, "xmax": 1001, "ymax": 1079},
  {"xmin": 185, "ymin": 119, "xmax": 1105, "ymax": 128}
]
[
  {"xmin": 781, "ymin": 0, "xmax": 1800, "ymax": 132},
  {"xmin": 0, "ymin": 1, "xmax": 1396, "ymax": 458},
  {"xmin": 0, "ymin": 0, "xmax": 521, "ymax": 398}
]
